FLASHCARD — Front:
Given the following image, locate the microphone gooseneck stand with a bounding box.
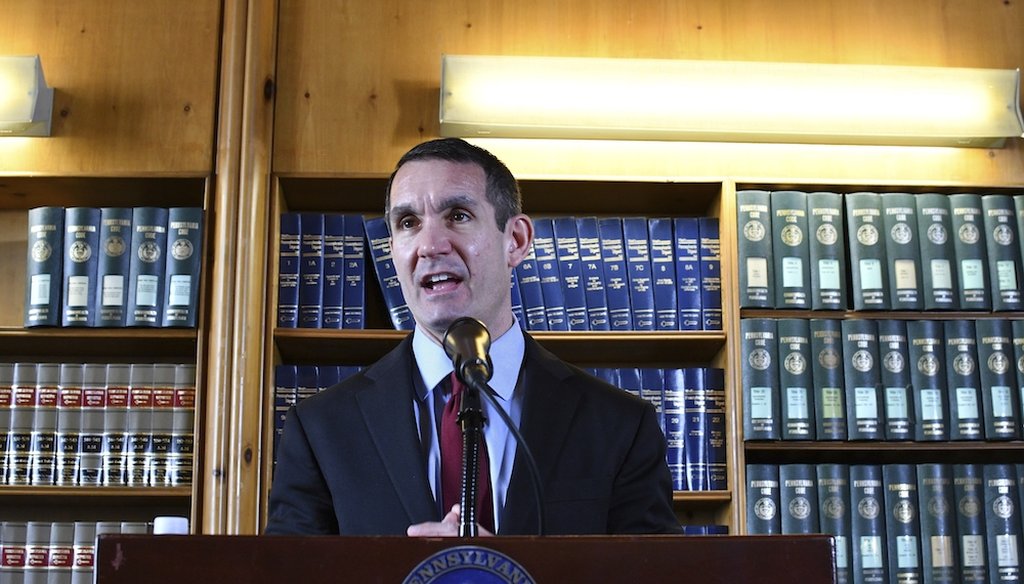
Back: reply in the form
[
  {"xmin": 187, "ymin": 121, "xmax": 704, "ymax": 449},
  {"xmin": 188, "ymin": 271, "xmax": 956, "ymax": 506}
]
[{"xmin": 455, "ymin": 370, "xmax": 486, "ymax": 538}]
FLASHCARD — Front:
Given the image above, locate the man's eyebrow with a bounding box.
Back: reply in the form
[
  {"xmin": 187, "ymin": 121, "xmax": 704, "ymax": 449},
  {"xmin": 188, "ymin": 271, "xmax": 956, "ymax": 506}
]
[{"xmin": 389, "ymin": 194, "xmax": 480, "ymax": 223}]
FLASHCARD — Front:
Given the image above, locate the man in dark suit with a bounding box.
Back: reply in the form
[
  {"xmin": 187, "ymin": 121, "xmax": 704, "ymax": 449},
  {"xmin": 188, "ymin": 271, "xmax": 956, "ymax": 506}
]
[{"xmin": 265, "ymin": 138, "xmax": 679, "ymax": 536}]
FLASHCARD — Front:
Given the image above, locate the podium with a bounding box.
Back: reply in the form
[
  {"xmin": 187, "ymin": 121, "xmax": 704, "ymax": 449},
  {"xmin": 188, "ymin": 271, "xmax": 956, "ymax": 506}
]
[{"xmin": 97, "ymin": 534, "xmax": 837, "ymax": 583}]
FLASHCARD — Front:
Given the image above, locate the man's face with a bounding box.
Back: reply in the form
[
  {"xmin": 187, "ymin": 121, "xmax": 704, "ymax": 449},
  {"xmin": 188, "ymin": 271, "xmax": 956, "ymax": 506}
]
[{"xmin": 388, "ymin": 159, "xmax": 528, "ymax": 343}]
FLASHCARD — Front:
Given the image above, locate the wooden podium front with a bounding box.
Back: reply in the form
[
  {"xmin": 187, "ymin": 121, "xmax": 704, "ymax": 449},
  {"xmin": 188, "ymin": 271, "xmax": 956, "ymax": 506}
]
[{"xmin": 96, "ymin": 534, "xmax": 837, "ymax": 583}]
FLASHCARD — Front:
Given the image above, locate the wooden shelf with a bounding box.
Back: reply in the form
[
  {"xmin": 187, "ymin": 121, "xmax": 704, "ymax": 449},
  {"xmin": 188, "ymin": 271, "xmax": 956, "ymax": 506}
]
[
  {"xmin": 0, "ymin": 328, "xmax": 198, "ymax": 362},
  {"xmin": 0, "ymin": 486, "xmax": 191, "ymax": 501},
  {"xmin": 0, "ymin": 176, "xmax": 208, "ymax": 210},
  {"xmin": 673, "ymin": 491, "xmax": 732, "ymax": 504}
]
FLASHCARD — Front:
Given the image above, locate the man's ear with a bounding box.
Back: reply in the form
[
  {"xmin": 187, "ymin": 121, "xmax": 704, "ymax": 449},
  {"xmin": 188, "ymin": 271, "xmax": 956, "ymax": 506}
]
[{"xmin": 505, "ymin": 214, "xmax": 534, "ymax": 269}]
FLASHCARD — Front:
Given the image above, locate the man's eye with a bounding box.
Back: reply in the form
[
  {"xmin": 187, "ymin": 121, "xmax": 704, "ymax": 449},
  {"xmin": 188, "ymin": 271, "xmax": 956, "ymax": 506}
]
[
  {"xmin": 451, "ymin": 210, "xmax": 470, "ymax": 222},
  {"xmin": 398, "ymin": 217, "xmax": 418, "ymax": 230}
]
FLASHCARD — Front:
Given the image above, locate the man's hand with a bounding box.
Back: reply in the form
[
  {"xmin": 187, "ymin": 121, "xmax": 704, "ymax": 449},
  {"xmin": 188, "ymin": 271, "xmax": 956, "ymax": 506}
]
[{"xmin": 406, "ymin": 504, "xmax": 494, "ymax": 537}]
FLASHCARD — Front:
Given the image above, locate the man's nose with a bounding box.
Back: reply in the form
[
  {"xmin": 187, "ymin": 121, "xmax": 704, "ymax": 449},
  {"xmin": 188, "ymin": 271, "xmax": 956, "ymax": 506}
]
[{"xmin": 417, "ymin": 220, "xmax": 453, "ymax": 257}]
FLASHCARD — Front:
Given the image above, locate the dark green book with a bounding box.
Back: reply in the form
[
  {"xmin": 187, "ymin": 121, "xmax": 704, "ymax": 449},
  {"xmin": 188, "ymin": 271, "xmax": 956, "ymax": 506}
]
[
  {"xmin": 777, "ymin": 318, "xmax": 815, "ymax": 440},
  {"xmin": 883, "ymin": 464, "xmax": 922, "ymax": 584},
  {"xmin": 741, "ymin": 318, "xmax": 780, "ymax": 441},
  {"xmin": 982, "ymin": 194, "xmax": 1024, "ymax": 311},
  {"xmin": 975, "ymin": 319, "xmax": 1021, "ymax": 440},
  {"xmin": 779, "ymin": 463, "xmax": 819, "ymax": 534},
  {"xmin": 917, "ymin": 463, "xmax": 958, "ymax": 584},
  {"xmin": 846, "ymin": 192, "xmax": 890, "ymax": 310},
  {"xmin": 771, "ymin": 190, "xmax": 811, "ymax": 309},
  {"xmin": 949, "ymin": 193, "xmax": 991, "ymax": 310},
  {"xmin": 916, "ymin": 193, "xmax": 959, "ymax": 310},
  {"xmin": 811, "ymin": 318, "xmax": 847, "ymax": 440},
  {"xmin": 877, "ymin": 319, "xmax": 914, "ymax": 441},
  {"xmin": 953, "ymin": 463, "xmax": 988, "ymax": 584},
  {"xmin": 907, "ymin": 320, "xmax": 949, "ymax": 441},
  {"xmin": 944, "ymin": 319, "xmax": 984, "ymax": 441},
  {"xmin": 851, "ymin": 464, "xmax": 889, "ymax": 584},
  {"xmin": 1013, "ymin": 321, "xmax": 1024, "ymax": 430},
  {"xmin": 736, "ymin": 189, "xmax": 774, "ymax": 308},
  {"xmin": 983, "ymin": 464, "xmax": 1023, "ymax": 584},
  {"xmin": 746, "ymin": 463, "xmax": 782, "ymax": 534},
  {"xmin": 818, "ymin": 463, "xmax": 853, "ymax": 584},
  {"xmin": 881, "ymin": 192, "xmax": 923, "ymax": 310},
  {"xmin": 842, "ymin": 319, "xmax": 884, "ymax": 440},
  {"xmin": 807, "ymin": 191, "xmax": 848, "ymax": 310}
]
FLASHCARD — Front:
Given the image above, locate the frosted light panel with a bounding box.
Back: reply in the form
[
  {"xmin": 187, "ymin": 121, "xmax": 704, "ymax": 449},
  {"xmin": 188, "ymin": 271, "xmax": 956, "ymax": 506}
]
[
  {"xmin": 440, "ymin": 55, "xmax": 1024, "ymax": 147},
  {"xmin": 0, "ymin": 55, "xmax": 54, "ymax": 137}
]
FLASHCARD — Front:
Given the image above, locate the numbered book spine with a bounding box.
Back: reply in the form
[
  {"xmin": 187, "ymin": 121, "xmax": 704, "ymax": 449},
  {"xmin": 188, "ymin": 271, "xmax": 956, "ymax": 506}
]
[
  {"xmin": 851, "ymin": 464, "xmax": 889, "ymax": 584},
  {"xmin": 149, "ymin": 364, "xmax": 176, "ymax": 486},
  {"xmin": 125, "ymin": 207, "xmax": 169, "ymax": 327},
  {"xmin": 777, "ymin": 318, "xmax": 815, "ymax": 440},
  {"xmin": 1013, "ymin": 321, "xmax": 1024, "ymax": 433},
  {"xmin": 950, "ymin": 193, "xmax": 991, "ymax": 310},
  {"xmin": 647, "ymin": 217, "xmax": 678, "ymax": 330},
  {"xmin": 362, "ymin": 216, "xmax": 413, "ymax": 330},
  {"xmin": 29, "ymin": 364, "xmax": 59, "ymax": 486},
  {"xmin": 976, "ymin": 319, "xmax": 1021, "ymax": 440},
  {"xmin": 24, "ymin": 206, "xmax": 65, "ymax": 327},
  {"xmin": 944, "ymin": 319, "xmax": 984, "ymax": 441},
  {"xmin": 342, "ymin": 214, "xmax": 366, "ymax": 329},
  {"xmin": 741, "ymin": 318, "xmax": 780, "ymax": 441},
  {"xmin": 78, "ymin": 364, "xmax": 106, "ymax": 486},
  {"xmin": 161, "ymin": 207, "xmax": 203, "ymax": 327},
  {"xmin": 272, "ymin": 364, "xmax": 297, "ymax": 468},
  {"xmin": 673, "ymin": 217, "xmax": 702, "ymax": 330},
  {"xmin": 170, "ymin": 364, "xmax": 198, "ymax": 487},
  {"xmin": 698, "ymin": 217, "xmax": 723, "ymax": 330},
  {"xmin": 54, "ymin": 364, "xmax": 83, "ymax": 487},
  {"xmin": 780, "ymin": 463, "xmax": 819, "ymax": 534},
  {"xmin": 0, "ymin": 363, "xmax": 11, "ymax": 485},
  {"xmin": 845, "ymin": 192, "xmax": 890, "ymax": 310},
  {"xmin": 953, "ymin": 463, "xmax": 988, "ymax": 584},
  {"xmin": 704, "ymin": 367, "xmax": 727, "ymax": 491},
  {"xmin": 533, "ymin": 218, "xmax": 569, "ymax": 331},
  {"xmin": 745, "ymin": 463, "xmax": 782, "ymax": 534},
  {"xmin": 736, "ymin": 189, "xmax": 774, "ymax": 308},
  {"xmin": 95, "ymin": 208, "xmax": 133, "ymax": 327},
  {"xmin": 320, "ymin": 213, "xmax": 345, "ymax": 329},
  {"xmin": 598, "ymin": 218, "xmax": 633, "ymax": 331},
  {"xmin": 917, "ymin": 463, "xmax": 959, "ymax": 584},
  {"xmin": 883, "ymin": 464, "xmax": 922, "ymax": 584},
  {"xmin": 811, "ymin": 318, "xmax": 848, "ymax": 440},
  {"xmin": 984, "ymin": 464, "xmax": 1023, "ymax": 584},
  {"xmin": 842, "ymin": 319, "xmax": 884, "ymax": 441},
  {"xmin": 818, "ymin": 463, "xmax": 853, "ymax": 584},
  {"xmin": 553, "ymin": 216, "xmax": 589, "ymax": 331},
  {"xmin": 575, "ymin": 217, "xmax": 610, "ymax": 331},
  {"xmin": 916, "ymin": 193, "xmax": 959, "ymax": 310},
  {"xmin": 680, "ymin": 367, "xmax": 708, "ymax": 491},
  {"xmin": 514, "ymin": 243, "xmax": 547, "ymax": 331},
  {"xmin": 276, "ymin": 212, "xmax": 301, "ymax": 328},
  {"xmin": 877, "ymin": 319, "xmax": 914, "ymax": 441},
  {"xmin": 772, "ymin": 190, "xmax": 811, "ymax": 309},
  {"xmin": 125, "ymin": 364, "xmax": 153, "ymax": 487},
  {"xmin": 510, "ymin": 272, "xmax": 524, "ymax": 328},
  {"xmin": 622, "ymin": 217, "xmax": 655, "ymax": 331},
  {"xmin": 7, "ymin": 363, "xmax": 37, "ymax": 486},
  {"xmin": 662, "ymin": 368, "xmax": 686, "ymax": 491},
  {"xmin": 907, "ymin": 320, "xmax": 950, "ymax": 441},
  {"xmin": 101, "ymin": 364, "xmax": 129, "ymax": 486},
  {"xmin": 61, "ymin": 207, "xmax": 101, "ymax": 327},
  {"xmin": 808, "ymin": 191, "xmax": 848, "ymax": 310},
  {"xmin": 983, "ymin": 194, "xmax": 1024, "ymax": 311},
  {"xmin": 297, "ymin": 212, "xmax": 325, "ymax": 328},
  {"xmin": 881, "ymin": 193, "xmax": 923, "ymax": 310}
]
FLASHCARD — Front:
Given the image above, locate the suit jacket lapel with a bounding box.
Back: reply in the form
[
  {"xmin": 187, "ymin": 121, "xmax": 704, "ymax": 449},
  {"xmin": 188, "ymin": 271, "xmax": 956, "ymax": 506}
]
[{"xmin": 357, "ymin": 336, "xmax": 439, "ymax": 524}]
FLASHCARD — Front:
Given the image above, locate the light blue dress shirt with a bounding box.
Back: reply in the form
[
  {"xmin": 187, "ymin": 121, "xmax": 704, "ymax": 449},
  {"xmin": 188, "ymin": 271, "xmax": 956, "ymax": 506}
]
[{"xmin": 411, "ymin": 321, "xmax": 525, "ymax": 532}]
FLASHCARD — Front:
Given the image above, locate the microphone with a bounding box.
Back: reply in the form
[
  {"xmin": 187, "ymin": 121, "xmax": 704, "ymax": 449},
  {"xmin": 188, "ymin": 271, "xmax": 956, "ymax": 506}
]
[{"xmin": 443, "ymin": 317, "xmax": 493, "ymax": 387}]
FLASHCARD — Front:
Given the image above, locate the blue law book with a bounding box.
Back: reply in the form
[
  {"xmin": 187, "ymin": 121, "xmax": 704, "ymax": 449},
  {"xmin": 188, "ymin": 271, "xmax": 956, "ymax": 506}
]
[
  {"xmin": 811, "ymin": 319, "xmax": 847, "ymax": 440},
  {"xmin": 698, "ymin": 217, "xmax": 722, "ymax": 331},
  {"xmin": 317, "ymin": 365, "xmax": 341, "ymax": 391},
  {"xmin": 807, "ymin": 191, "xmax": 848, "ymax": 310},
  {"xmin": 673, "ymin": 217, "xmax": 702, "ymax": 331},
  {"xmin": 771, "ymin": 190, "xmax": 811, "ymax": 309},
  {"xmin": 779, "ymin": 464, "xmax": 820, "ymax": 534},
  {"xmin": 736, "ymin": 189, "xmax": 774, "ymax": 308},
  {"xmin": 622, "ymin": 217, "xmax": 655, "ymax": 331},
  {"xmin": 846, "ymin": 192, "xmax": 890, "ymax": 310},
  {"xmin": 24, "ymin": 206, "xmax": 65, "ymax": 327},
  {"xmin": 983, "ymin": 464, "xmax": 1023, "ymax": 584},
  {"xmin": 917, "ymin": 463, "xmax": 959, "ymax": 584},
  {"xmin": 881, "ymin": 192, "xmax": 923, "ymax": 310},
  {"xmin": 746, "ymin": 463, "xmax": 782, "ymax": 534},
  {"xmin": 907, "ymin": 320, "xmax": 950, "ymax": 441},
  {"xmin": 982, "ymin": 194, "xmax": 1024, "ymax": 311},
  {"xmin": 640, "ymin": 367, "xmax": 665, "ymax": 433},
  {"xmin": 705, "ymin": 367, "xmax": 728, "ymax": 491},
  {"xmin": 95, "ymin": 208, "xmax": 133, "ymax": 327},
  {"xmin": 662, "ymin": 368, "xmax": 687, "ymax": 491},
  {"xmin": 61, "ymin": 207, "xmax": 101, "ymax": 327},
  {"xmin": 341, "ymin": 214, "xmax": 366, "ymax": 329},
  {"xmin": 532, "ymin": 218, "xmax": 568, "ymax": 331},
  {"xmin": 617, "ymin": 367, "xmax": 642, "ymax": 399},
  {"xmin": 850, "ymin": 464, "xmax": 889, "ymax": 584},
  {"xmin": 126, "ymin": 207, "xmax": 169, "ymax": 327},
  {"xmin": 575, "ymin": 217, "xmax": 610, "ymax": 331},
  {"xmin": 514, "ymin": 244, "xmax": 547, "ymax": 331},
  {"xmin": 975, "ymin": 319, "xmax": 1021, "ymax": 440},
  {"xmin": 363, "ymin": 216, "xmax": 413, "ymax": 330},
  {"xmin": 953, "ymin": 463, "xmax": 988, "ymax": 584},
  {"xmin": 818, "ymin": 464, "xmax": 853, "ymax": 584},
  {"xmin": 777, "ymin": 318, "xmax": 815, "ymax": 440},
  {"xmin": 741, "ymin": 318, "xmax": 780, "ymax": 441},
  {"xmin": 277, "ymin": 212, "xmax": 301, "ymax": 328},
  {"xmin": 552, "ymin": 217, "xmax": 588, "ymax": 331},
  {"xmin": 916, "ymin": 193, "xmax": 959, "ymax": 310},
  {"xmin": 883, "ymin": 464, "xmax": 922, "ymax": 584},
  {"xmin": 680, "ymin": 367, "xmax": 707, "ymax": 491},
  {"xmin": 161, "ymin": 207, "xmax": 204, "ymax": 328},
  {"xmin": 321, "ymin": 214, "xmax": 346, "ymax": 329},
  {"xmin": 877, "ymin": 319, "xmax": 914, "ymax": 441},
  {"xmin": 841, "ymin": 319, "xmax": 884, "ymax": 441},
  {"xmin": 297, "ymin": 212, "xmax": 325, "ymax": 328},
  {"xmin": 648, "ymin": 218, "xmax": 678, "ymax": 330},
  {"xmin": 598, "ymin": 218, "xmax": 633, "ymax": 331},
  {"xmin": 509, "ymin": 272, "xmax": 525, "ymax": 328},
  {"xmin": 949, "ymin": 193, "xmax": 991, "ymax": 310},
  {"xmin": 944, "ymin": 319, "xmax": 984, "ymax": 441}
]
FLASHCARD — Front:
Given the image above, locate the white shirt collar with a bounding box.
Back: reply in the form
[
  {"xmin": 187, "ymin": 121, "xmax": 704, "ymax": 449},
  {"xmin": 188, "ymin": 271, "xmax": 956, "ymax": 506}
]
[{"xmin": 412, "ymin": 320, "xmax": 525, "ymax": 402}]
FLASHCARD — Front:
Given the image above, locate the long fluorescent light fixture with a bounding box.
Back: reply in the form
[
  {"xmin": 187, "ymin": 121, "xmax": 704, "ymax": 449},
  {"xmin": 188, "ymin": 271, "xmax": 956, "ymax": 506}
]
[
  {"xmin": 0, "ymin": 55, "xmax": 54, "ymax": 137},
  {"xmin": 440, "ymin": 55, "xmax": 1024, "ymax": 148}
]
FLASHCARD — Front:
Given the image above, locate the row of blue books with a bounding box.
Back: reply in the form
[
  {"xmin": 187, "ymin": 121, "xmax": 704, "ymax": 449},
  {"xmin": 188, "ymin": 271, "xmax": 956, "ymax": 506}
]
[
  {"xmin": 24, "ymin": 206, "xmax": 204, "ymax": 328},
  {"xmin": 746, "ymin": 462, "xmax": 1024, "ymax": 584}
]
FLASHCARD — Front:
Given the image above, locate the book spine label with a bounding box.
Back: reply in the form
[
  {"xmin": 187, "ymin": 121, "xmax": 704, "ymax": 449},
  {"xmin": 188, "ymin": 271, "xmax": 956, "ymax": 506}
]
[
  {"xmin": 622, "ymin": 217, "xmax": 655, "ymax": 331},
  {"xmin": 917, "ymin": 463, "xmax": 958, "ymax": 584},
  {"xmin": 24, "ymin": 207, "xmax": 65, "ymax": 327},
  {"xmin": 976, "ymin": 319, "xmax": 1021, "ymax": 440},
  {"xmin": 851, "ymin": 464, "xmax": 889, "ymax": 584},
  {"xmin": 877, "ymin": 319, "xmax": 914, "ymax": 441},
  {"xmin": 514, "ymin": 246, "xmax": 547, "ymax": 331},
  {"xmin": 944, "ymin": 319, "xmax": 984, "ymax": 441},
  {"xmin": 7, "ymin": 365, "xmax": 36, "ymax": 486},
  {"xmin": 662, "ymin": 368, "xmax": 687, "ymax": 491},
  {"xmin": 277, "ymin": 212, "xmax": 301, "ymax": 328},
  {"xmin": 575, "ymin": 217, "xmax": 610, "ymax": 331},
  {"xmin": 954, "ymin": 464, "xmax": 988, "ymax": 584},
  {"xmin": 95, "ymin": 208, "xmax": 134, "ymax": 327},
  {"xmin": 55, "ymin": 365, "xmax": 84, "ymax": 486},
  {"xmin": 341, "ymin": 214, "xmax": 366, "ymax": 329},
  {"xmin": 553, "ymin": 217, "xmax": 589, "ymax": 331},
  {"xmin": 881, "ymin": 193, "xmax": 923, "ymax": 310},
  {"xmin": 846, "ymin": 192, "xmax": 891, "ymax": 310},
  {"xmin": 842, "ymin": 319, "xmax": 884, "ymax": 440},
  {"xmin": 648, "ymin": 217, "xmax": 678, "ymax": 330},
  {"xmin": 780, "ymin": 463, "xmax": 819, "ymax": 534},
  {"xmin": 883, "ymin": 464, "xmax": 923, "ymax": 584},
  {"xmin": 916, "ymin": 194, "xmax": 959, "ymax": 310},
  {"xmin": 510, "ymin": 272, "xmax": 525, "ymax": 328},
  {"xmin": 297, "ymin": 212, "xmax": 325, "ymax": 328},
  {"xmin": 908, "ymin": 320, "xmax": 950, "ymax": 441},
  {"xmin": 320, "ymin": 213, "xmax": 345, "ymax": 329},
  {"xmin": 704, "ymin": 367, "xmax": 727, "ymax": 491},
  {"xmin": 745, "ymin": 463, "xmax": 782, "ymax": 534},
  {"xmin": 771, "ymin": 190, "xmax": 811, "ymax": 309},
  {"xmin": 811, "ymin": 319, "xmax": 848, "ymax": 440},
  {"xmin": 363, "ymin": 216, "xmax": 413, "ymax": 330},
  {"xmin": 533, "ymin": 218, "xmax": 569, "ymax": 331},
  {"xmin": 126, "ymin": 207, "xmax": 169, "ymax": 327},
  {"xmin": 29, "ymin": 366, "xmax": 59, "ymax": 485},
  {"xmin": 808, "ymin": 192, "xmax": 848, "ymax": 310},
  {"xmin": 984, "ymin": 464, "xmax": 1023, "ymax": 583},
  {"xmin": 950, "ymin": 194, "xmax": 991, "ymax": 310},
  {"xmin": 126, "ymin": 365, "xmax": 154, "ymax": 486},
  {"xmin": 61, "ymin": 207, "xmax": 101, "ymax": 327},
  {"xmin": 79, "ymin": 366, "xmax": 106, "ymax": 486},
  {"xmin": 983, "ymin": 194, "xmax": 1024, "ymax": 311},
  {"xmin": 817, "ymin": 463, "xmax": 853, "ymax": 584},
  {"xmin": 741, "ymin": 318, "xmax": 780, "ymax": 441},
  {"xmin": 777, "ymin": 318, "xmax": 816, "ymax": 440},
  {"xmin": 161, "ymin": 207, "xmax": 204, "ymax": 328},
  {"xmin": 736, "ymin": 190, "xmax": 775, "ymax": 307},
  {"xmin": 598, "ymin": 218, "xmax": 633, "ymax": 331},
  {"xmin": 101, "ymin": 366, "xmax": 129, "ymax": 486},
  {"xmin": 150, "ymin": 366, "xmax": 176, "ymax": 486},
  {"xmin": 699, "ymin": 217, "xmax": 722, "ymax": 330},
  {"xmin": 673, "ymin": 217, "xmax": 702, "ymax": 330}
]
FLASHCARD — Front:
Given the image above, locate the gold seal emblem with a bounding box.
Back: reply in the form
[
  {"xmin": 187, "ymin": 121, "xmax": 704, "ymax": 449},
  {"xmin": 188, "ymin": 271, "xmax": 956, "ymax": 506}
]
[
  {"xmin": 988, "ymin": 351, "xmax": 1009, "ymax": 375},
  {"xmin": 993, "ymin": 224, "xmax": 1014, "ymax": 246},
  {"xmin": 822, "ymin": 495, "xmax": 845, "ymax": 519},
  {"xmin": 138, "ymin": 240, "xmax": 161, "ymax": 264},
  {"xmin": 784, "ymin": 351, "xmax": 806, "ymax": 375},
  {"xmin": 993, "ymin": 495, "xmax": 1014, "ymax": 519},
  {"xmin": 789, "ymin": 496, "xmax": 811, "ymax": 520},
  {"xmin": 883, "ymin": 350, "xmax": 904, "ymax": 374},
  {"xmin": 858, "ymin": 496, "xmax": 880, "ymax": 520},
  {"xmin": 893, "ymin": 499, "xmax": 915, "ymax": 524},
  {"xmin": 856, "ymin": 224, "xmax": 879, "ymax": 246},
  {"xmin": 918, "ymin": 353, "xmax": 939, "ymax": 377},
  {"xmin": 816, "ymin": 223, "xmax": 837, "ymax": 246},
  {"xmin": 69, "ymin": 240, "xmax": 91, "ymax": 263},
  {"xmin": 927, "ymin": 495, "xmax": 948, "ymax": 518},
  {"xmin": 851, "ymin": 349, "xmax": 873, "ymax": 373},
  {"xmin": 927, "ymin": 223, "xmax": 947, "ymax": 245},
  {"xmin": 890, "ymin": 222, "xmax": 912, "ymax": 245},
  {"xmin": 171, "ymin": 238, "xmax": 194, "ymax": 261},
  {"xmin": 959, "ymin": 494, "xmax": 980, "ymax": 518},
  {"xmin": 959, "ymin": 223, "xmax": 980, "ymax": 244},
  {"xmin": 31, "ymin": 240, "xmax": 51, "ymax": 263},
  {"xmin": 743, "ymin": 220, "xmax": 766, "ymax": 242},
  {"xmin": 819, "ymin": 347, "xmax": 839, "ymax": 370},
  {"xmin": 780, "ymin": 224, "xmax": 803, "ymax": 247},
  {"xmin": 105, "ymin": 235, "xmax": 126, "ymax": 257},
  {"xmin": 953, "ymin": 353, "xmax": 975, "ymax": 376},
  {"xmin": 754, "ymin": 497, "xmax": 777, "ymax": 520},
  {"xmin": 749, "ymin": 348, "xmax": 771, "ymax": 371}
]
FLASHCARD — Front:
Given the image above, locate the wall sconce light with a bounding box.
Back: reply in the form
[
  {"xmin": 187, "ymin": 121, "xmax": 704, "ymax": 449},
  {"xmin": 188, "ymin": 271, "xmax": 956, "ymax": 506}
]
[
  {"xmin": 440, "ymin": 55, "xmax": 1024, "ymax": 148},
  {"xmin": 0, "ymin": 55, "xmax": 54, "ymax": 137}
]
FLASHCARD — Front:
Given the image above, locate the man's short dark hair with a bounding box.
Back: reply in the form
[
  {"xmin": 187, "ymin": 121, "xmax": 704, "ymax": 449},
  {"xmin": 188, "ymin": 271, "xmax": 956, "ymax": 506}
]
[{"xmin": 385, "ymin": 137, "xmax": 522, "ymax": 231}]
